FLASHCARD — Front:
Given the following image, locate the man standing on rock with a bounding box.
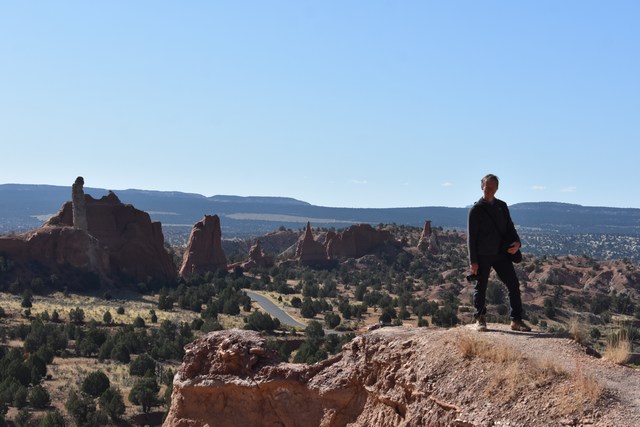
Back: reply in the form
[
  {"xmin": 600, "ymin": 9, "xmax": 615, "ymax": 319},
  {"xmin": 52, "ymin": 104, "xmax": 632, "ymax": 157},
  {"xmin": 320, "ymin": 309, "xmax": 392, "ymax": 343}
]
[{"xmin": 467, "ymin": 174, "xmax": 531, "ymax": 332}]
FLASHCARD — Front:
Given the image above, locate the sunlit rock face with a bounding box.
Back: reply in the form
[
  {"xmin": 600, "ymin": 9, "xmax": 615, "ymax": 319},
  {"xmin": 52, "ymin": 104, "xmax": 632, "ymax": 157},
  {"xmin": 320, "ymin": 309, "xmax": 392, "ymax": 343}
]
[
  {"xmin": 179, "ymin": 215, "xmax": 228, "ymax": 277},
  {"xmin": 0, "ymin": 180, "xmax": 176, "ymax": 288}
]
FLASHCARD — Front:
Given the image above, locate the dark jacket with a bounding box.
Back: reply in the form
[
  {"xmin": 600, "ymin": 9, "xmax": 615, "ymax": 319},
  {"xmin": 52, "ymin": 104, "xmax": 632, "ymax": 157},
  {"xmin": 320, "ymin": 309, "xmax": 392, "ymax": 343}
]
[{"xmin": 467, "ymin": 197, "xmax": 520, "ymax": 264}]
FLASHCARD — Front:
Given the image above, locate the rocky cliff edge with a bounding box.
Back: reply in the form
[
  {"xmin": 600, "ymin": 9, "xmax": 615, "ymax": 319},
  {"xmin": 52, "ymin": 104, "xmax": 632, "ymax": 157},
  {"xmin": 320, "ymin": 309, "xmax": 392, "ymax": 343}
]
[{"xmin": 164, "ymin": 326, "xmax": 640, "ymax": 427}]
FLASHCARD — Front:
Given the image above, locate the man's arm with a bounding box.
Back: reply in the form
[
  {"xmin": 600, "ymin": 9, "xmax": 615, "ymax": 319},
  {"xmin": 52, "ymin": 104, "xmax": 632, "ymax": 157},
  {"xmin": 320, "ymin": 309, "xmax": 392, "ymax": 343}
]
[
  {"xmin": 467, "ymin": 207, "xmax": 479, "ymax": 269},
  {"xmin": 503, "ymin": 203, "xmax": 521, "ymax": 253}
]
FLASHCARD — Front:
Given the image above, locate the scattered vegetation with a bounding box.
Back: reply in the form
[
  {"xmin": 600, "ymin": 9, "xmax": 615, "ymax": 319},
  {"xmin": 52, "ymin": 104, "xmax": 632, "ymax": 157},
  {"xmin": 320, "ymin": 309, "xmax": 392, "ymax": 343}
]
[{"xmin": 0, "ymin": 223, "xmax": 638, "ymax": 425}]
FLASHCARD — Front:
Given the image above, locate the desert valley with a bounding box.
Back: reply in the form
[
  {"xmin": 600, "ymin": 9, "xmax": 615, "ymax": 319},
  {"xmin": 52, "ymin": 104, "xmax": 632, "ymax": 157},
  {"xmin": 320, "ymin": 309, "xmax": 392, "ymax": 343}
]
[{"xmin": 0, "ymin": 178, "xmax": 638, "ymax": 427}]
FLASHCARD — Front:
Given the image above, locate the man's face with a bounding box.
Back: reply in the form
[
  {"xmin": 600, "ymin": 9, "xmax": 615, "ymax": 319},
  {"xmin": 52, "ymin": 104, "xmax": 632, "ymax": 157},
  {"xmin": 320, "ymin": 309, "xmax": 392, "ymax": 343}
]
[{"xmin": 482, "ymin": 179, "xmax": 498, "ymax": 200}]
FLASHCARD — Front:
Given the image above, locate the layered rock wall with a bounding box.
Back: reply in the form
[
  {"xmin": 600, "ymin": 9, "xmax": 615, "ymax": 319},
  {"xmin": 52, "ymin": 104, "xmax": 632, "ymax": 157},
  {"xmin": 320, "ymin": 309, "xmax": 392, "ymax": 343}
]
[
  {"xmin": 164, "ymin": 329, "xmax": 464, "ymax": 427},
  {"xmin": 165, "ymin": 327, "xmax": 639, "ymax": 427}
]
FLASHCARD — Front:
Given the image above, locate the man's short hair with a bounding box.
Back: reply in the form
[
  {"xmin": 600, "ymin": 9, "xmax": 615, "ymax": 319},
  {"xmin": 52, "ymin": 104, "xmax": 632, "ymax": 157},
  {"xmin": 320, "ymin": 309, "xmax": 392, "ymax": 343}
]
[{"xmin": 481, "ymin": 174, "xmax": 499, "ymax": 189}]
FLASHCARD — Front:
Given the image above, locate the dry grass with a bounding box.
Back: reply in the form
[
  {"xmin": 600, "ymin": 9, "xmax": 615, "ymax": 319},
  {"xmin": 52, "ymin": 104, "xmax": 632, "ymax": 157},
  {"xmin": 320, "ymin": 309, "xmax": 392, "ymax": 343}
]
[
  {"xmin": 567, "ymin": 317, "xmax": 588, "ymax": 345},
  {"xmin": 44, "ymin": 355, "xmax": 176, "ymax": 422},
  {"xmin": 603, "ymin": 329, "xmax": 632, "ymax": 365},
  {"xmin": 572, "ymin": 360, "xmax": 604, "ymax": 404},
  {"xmin": 457, "ymin": 331, "xmax": 602, "ymax": 409},
  {"xmin": 0, "ymin": 291, "xmax": 198, "ymax": 327},
  {"xmin": 458, "ymin": 332, "xmax": 520, "ymax": 363}
]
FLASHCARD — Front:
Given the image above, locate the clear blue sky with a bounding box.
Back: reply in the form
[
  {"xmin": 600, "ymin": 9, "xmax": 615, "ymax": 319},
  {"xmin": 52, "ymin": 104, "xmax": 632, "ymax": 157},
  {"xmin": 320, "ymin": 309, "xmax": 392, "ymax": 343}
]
[{"xmin": 1, "ymin": 1, "xmax": 638, "ymax": 208}]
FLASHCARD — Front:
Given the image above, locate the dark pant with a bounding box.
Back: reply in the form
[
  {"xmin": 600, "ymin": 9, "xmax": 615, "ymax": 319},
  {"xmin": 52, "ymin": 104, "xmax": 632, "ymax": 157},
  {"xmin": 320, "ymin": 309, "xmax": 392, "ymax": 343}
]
[{"xmin": 473, "ymin": 254, "xmax": 524, "ymax": 321}]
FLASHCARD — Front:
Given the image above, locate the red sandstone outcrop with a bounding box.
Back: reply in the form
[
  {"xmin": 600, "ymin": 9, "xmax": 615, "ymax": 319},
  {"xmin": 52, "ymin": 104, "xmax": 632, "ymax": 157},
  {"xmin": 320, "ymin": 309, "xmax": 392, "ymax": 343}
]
[
  {"xmin": 294, "ymin": 222, "xmax": 328, "ymax": 266},
  {"xmin": 0, "ymin": 178, "xmax": 176, "ymax": 286},
  {"xmin": 241, "ymin": 240, "xmax": 274, "ymax": 270},
  {"xmin": 71, "ymin": 176, "xmax": 88, "ymax": 231},
  {"xmin": 179, "ymin": 215, "xmax": 228, "ymax": 277},
  {"xmin": 294, "ymin": 222, "xmax": 402, "ymax": 266},
  {"xmin": 0, "ymin": 225, "xmax": 110, "ymax": 286},
  {"xmin": 417, "ymin": 220, "xmax": 440, "ymax": 254},
  {"xmin": 165, "ymin": 327, "xmax": 640, "ymax": 427},
  {"xmin": 47, "ymin": 187, "xmax": 176, "ymax": 284},
  {"xmin": 326, "ymin": 223, "xmax": 399, "ymax": 259}
]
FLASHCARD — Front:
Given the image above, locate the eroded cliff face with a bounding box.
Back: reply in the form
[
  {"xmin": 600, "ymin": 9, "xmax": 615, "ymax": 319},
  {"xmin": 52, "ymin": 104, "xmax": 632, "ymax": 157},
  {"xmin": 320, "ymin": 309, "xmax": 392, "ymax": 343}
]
[
  {"xmin": 48, "ymin": 190, "xmax": 176, "ymax": 284},
  {"xmin": 0, "ymin": 225, "xmax": 110, "ymax": 288},
  {"xmin": 295, "ymin": 222, "xmax": 402, "ymax": 267},
  {"xmin": 165, "ymin": 327, "xmax": 640, "ymax": 427},
  {"xmin": 164, "ymin": 329, "xmax": 466, "ymax": 427}
]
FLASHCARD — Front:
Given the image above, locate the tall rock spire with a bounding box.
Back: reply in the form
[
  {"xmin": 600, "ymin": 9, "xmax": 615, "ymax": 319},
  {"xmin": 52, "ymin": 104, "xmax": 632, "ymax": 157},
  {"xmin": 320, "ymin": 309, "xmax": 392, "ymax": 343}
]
[
  {"xmin": 417, "ymin": 220, "xmax": 439, "ymax": 254},
  {"xmin": 71, "ymin": 176, "xmax": 88, "ymax": 231},
  {"xmin": 295, "ymin": 222, "xmax": 328, "ymax": 266},
  {"xmin": 180, "ymin": 215, "xmax": 228, "ymax": 277}
]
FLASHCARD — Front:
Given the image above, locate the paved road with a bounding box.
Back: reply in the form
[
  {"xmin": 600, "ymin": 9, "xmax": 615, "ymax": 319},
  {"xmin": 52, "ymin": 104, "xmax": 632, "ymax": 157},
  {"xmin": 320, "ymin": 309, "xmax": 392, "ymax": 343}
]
[{"xmin": 244, "ymin": 290, "xmax": 306, "ymax": 329}]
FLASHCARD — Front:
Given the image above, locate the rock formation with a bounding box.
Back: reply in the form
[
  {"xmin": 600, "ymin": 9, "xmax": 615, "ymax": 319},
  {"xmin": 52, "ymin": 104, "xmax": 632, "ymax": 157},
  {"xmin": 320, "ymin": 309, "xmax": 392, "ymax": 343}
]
[
  {"xmin": 0, "ymin": 180, "xmax": 176, "ymax": 288},
  {"xmin": 294, "ymin": 222, "xmax": 328, "ymax": 267},
  {"xmin": 325, "ymin": 223, "xmax": 398, "ymax": 259},
  {"xmin": 293, "ymin": 223, "xmax": 402, "ymax": 267},
  {"xmin": 417, "ymin": 220, "xmax": 440, "ymax": 254},
  {"xmin": 241, "ymin": 240, "xmax": 274, "ymax": 270},
  {"xmin": 71, "ymin": 176, "xmax": 88, "ymax": 231},
  {"xmin": 0, "ymin": 225, "xmax": 110, "ymax": 288},
  {"xmin": 179, "ymin": 215, "xmax": 228, "ymax": 277},
  {"xmin": 165, "ymin": 327, "xmax": 639, "ymax": 427},
  {"xmin": 47, "ymin": 189, "xmax": 176, "ymax": 284}
]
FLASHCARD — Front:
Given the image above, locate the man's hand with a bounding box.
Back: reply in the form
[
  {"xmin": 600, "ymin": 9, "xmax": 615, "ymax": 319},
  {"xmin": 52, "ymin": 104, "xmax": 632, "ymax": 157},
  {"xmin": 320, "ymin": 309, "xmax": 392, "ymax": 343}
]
[
  {"xmin": 507, "ymin": 241, "xmax": 521, "ymax": 254},
  {"xmin": 470, "ymin": 263, "xmax": 478, "ymax": 275}
]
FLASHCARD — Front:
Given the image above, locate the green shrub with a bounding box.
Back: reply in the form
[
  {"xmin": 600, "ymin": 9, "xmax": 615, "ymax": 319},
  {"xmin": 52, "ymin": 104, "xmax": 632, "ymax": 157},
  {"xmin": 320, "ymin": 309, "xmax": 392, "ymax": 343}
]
[{"xmin": 81, "ymin": 371, "xmax": 110, "ymax": 398}]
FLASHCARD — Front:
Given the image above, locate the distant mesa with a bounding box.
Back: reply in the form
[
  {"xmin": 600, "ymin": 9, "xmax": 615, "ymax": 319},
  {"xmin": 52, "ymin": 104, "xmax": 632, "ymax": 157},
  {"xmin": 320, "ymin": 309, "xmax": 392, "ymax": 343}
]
[
  {"xmin": 0, "ymin": 176, "xmax": 176, "ymax": 289},
  {"xmin": 179, "ymin": 215, "xmax": 228, "ymax": 277}
]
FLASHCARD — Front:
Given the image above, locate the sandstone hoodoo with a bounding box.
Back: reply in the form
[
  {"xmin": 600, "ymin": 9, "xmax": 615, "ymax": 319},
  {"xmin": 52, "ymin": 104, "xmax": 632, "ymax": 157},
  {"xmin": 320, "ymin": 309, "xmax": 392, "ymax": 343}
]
[
  {"xmin": 417, "ymin": 220, "xmax": 440, "ymax": 254},
  {"xmin": 294, "ymin": 222, "xmax": 329, "ymax": 267},
  {"xmin": 71, "ymin": 176, "xmax": 88, "ymax": 231},
  {"xmin": 241, "ymin": 240, "xmax": 274, "ymax": 270},
  {"xmin": 179, "ymin": 215, "xmax": 228, "ymax": 277},
  {"xmin": 0, "ymin": 177, "xmax": 176, "ymax": 288}
]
